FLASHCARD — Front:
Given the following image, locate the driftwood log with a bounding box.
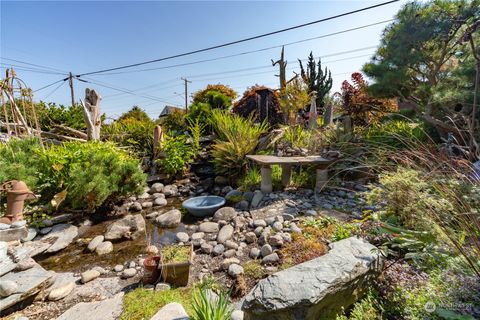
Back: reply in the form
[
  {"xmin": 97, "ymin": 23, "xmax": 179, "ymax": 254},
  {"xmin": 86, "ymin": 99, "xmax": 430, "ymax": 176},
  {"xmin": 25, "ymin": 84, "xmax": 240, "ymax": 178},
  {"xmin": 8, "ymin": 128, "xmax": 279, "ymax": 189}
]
[
  {"xmin": 81, "ymin": 88, "xmax": 101, "ymax": 141},
  {"xmin": 52, "ymin": 124, "xmax": 88, "ymax": 140}
]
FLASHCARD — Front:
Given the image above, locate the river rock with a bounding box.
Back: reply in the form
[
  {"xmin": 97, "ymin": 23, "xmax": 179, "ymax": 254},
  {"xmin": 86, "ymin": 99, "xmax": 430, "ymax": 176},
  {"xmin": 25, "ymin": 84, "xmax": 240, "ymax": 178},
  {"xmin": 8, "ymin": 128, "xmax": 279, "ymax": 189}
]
[
  {"xmin": 260, "ymin": 244, "xmax": 273, "ymax": 257},
  {"xmin": 232, "ymin": 310, "xmax": 244, "ymax": 320},
  {"xmin": 155, "ymin": 283, "xmax": 171, "ymax": 291},
  {"xmin": 249, "ymin": 247, "xmax": 260, "ymax": 259},
  {"xmin": 150, "ymin": 183, "xmax": 164, "ymax": 194},
  {"xmin": 213, "ymin": 244, "xmax": 225, "ymax": 256},
  {"xmin": 96, "ymin": 241, "xmax": 113, "ymax": 255},
  {"xmin": 42, "ymin": 223, "xmax": 78, "ymax": 253},
  {"xmin": 253, "ymin": 219, "xmax": 267, "ymax": 228},
  {"xmin": 217, "ymin": 225, "xmax": 234, "ymax": 244},
  {"xmin": 142, "ymin": 201, "xmax": 153, "ymax": 209},
  {"xmin": 87, "ymin": 235, "xmax": 105, "ymax": 252},
  {"xmin": 122, "ymin": 268, "xmax": 137, "ymax": 278},
  {"xmin": 245, "ymin": 232, "xmax": 257, "ymax": 244},
  {"xmin": 163, "ymin": 185, "xmax": 178, "ymax": 197},
  {"xmin": 176, "ymin": 232, "xmax": 189, "ymax": 243},
  {"xmin": 113, "ymin": 264, "xmax": 124, "ymax": 272},
  {"xmin": 191, "ymin": 232, "xmax": 205, "ymax": 240},
  {"xmin": 0, "ymin": 280, "xmax": 18, "ymax": 297},
  {"xmin": 57, "ymin": 292, "xmax": 124, "ymax": 320},
  {"xmin": 199, "ymin": 222, "xmax": 219, "ymax": 233},
  {"xmin": 22, "ymin": 228, "xmax": 38, "ymax": 242},
  {"xmin": 261, "ymin": 253, "xmax": 279, "ymax": 265},
  {"xmin": 221, "ymin": 257, "xmax": 240, "ymax": 270},
  {"xmin": 130, "ymin": 202, "xmax": 142, "ymax": 212},
  {"xmin": 153, "ymin": 197, "xmax": 168, "ymax": 207},
  {"xmin": 81, "ymin": 270, "xmax": 100, "ymax": 283},
  {"xmin": 268, "ymin": 235, "xmax": 284, "ymax": 247},
  {"xmin": 225, "ymin": 240, "xmax": 239, "ymax": 250},
  {"xmin": 228, "ymin": 264, "xmax": 244, "ymax": 278},
  {"xmin": 223, "ymin": 249, "xmax": 236, "ymax": 258},
  {"xmin": 155, "ymin": 209, "xmax": 182, "ymax": 228},
  {"xmin": 104, "ymin": 214, "xmax": 145, "ymax": 241},
  {"xmin": 48, "ymin": 281, "xmax": 75, "ymax": 301},
  {"xmin": 251, "ymin": 190, "xmax": 264, "ymax": 208},
  {"xmin": 201, "ymin": 243, "xmax": 213, "ymax": 254},
  {"xmin": 242, "ymin": 237, "xmax": 383, "ymax": 320},
  {"xmin": 213, "ymin": 207, "xmax": 237, "ymax": 222},
  {"xmin": 150, "ymin": 302, "xmax": 190, "ymax": 320}
]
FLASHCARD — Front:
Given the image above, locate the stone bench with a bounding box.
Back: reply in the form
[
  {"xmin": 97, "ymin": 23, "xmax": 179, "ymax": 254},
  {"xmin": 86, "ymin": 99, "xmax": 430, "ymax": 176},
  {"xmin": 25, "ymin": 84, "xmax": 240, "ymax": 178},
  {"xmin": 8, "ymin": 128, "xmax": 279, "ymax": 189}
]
[{"xmin": 246, "ymin": 155, "xmax": 333, "ymax": 193}]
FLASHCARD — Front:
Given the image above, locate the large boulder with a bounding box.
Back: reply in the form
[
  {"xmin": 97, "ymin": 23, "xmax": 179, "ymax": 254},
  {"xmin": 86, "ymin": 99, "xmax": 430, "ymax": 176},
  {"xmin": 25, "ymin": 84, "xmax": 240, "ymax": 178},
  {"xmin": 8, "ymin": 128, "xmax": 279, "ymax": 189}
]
[
  {"xmin": 42, "ymin": 223, "xmax": 78, "ymax": 253},
  {"xmin": 104, "ymin": 215, "xmax": 145, "ymax": 241},
  {"xmin": 57, "ymin": 292, "xmax": 124, "ymax": 320},
  {"xmin": 242, "ymin": 237, "xmax": 383, "ymax": 320},
  {"xmin": 213, "ymin": 207, "xmax": 237, "ymax": 222}
]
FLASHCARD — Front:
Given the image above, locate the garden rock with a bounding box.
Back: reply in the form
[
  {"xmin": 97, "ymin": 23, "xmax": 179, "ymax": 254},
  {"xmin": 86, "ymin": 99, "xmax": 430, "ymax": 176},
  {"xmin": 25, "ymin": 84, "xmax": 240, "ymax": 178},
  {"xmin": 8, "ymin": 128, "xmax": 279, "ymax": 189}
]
[
  {"xmin": 0, "ymin": 223, "xmax": 9, "ymax": 230},
  {"xmin": 221, "ymin": 257, "xmax": 240, "ymax": 270},
  {"xmin": 236, "ymin": 200, "xmax": 249, "ymax": 211},
  {"xmin": 225, "ymin": 240, "xmax": 239, "ymax": 250},
  {"xmin": 122, "ymin": 268, "xmax": 137, "ymax": 278},
  {"xmin": 253, "ymin": 219, "xmax": 267, "ymax": 228},
  {"xmin": 155, "ymin": 209, "xmax": 182, "ymax": 228},
  {"xmin": 155, "ymin": 283, "xmax": 171, "ymax": 291},
  {"xmin": 21, "ymin": 228, "xmax": 37, "ymax": 242},
  {"xmin": 260, "ymin": 244, "xmax": 273, "ymax": 257},
  {"xmin": 251, "ymin": 190, "xmax": 264, "ymax": 208},
  {"xmin": 191, "ymin": 232, "xmax": 205, "ymax": 240},
  {"xmin": 149, "ymin": 183, "xmax": 164, "ymax": 194},
  {"xmin": 272, "ymin": 221, "xmax": 283, "ymax": 231},
  {"xmin": 268, "ymin": 235, "xmax": 283, "ymax": 247},
  {"xmin": 242, "ymin": 237, "xmax": 383, "ymax": 320},
  {"xmin": 42, "ymin": 223, "xmax": 78, "ymax": 253},
  {"xmin": 245, "ymin": 232, "xmax": 257, "ymax": 244},
  {"xmin": 87, "ymin": 235, "xmax": 104, "ymax": 252},
  {"xmin": 217, "ymin": 225, "xmax": 234, "ymax": 244},
  {"xmin": 146, "ymin": 211, "xmax": 160, "ymax": 219},
  {"xmin": 104, "ymin": 214, "xmax": 145, "ymax": 240},
  {"xmin": 176, "ymin": 232, "xmax": 189, "ymax": 243},
  {"xmin": 201, "ymin": 243, "xmax": 213, "ymax": 254},
  {"xmin": 15, "ymin": 258, "xmax": 36, "ymax": 271},
  {"xmin": 213, "ymin": 244, "xmax": 225, "ymax": 256},
  {"xmin": 213, "ymin": 207, "xmax": 237, "ymax": 222},
  {"xmin": 153, "ymin": 197, "xmax": 167, "ymax": 207},
  {"xmin": 225, "ymin": 189, "xmax": 243, "ymax": 202},
  {"xmin": 228, "ymin": 264, "xmax": 244, "ymax": 278},
  {"xmin": 40, "ymin": 227, "xmax": 52, "ymax": 235},
  {"xmin": 199, "ymin": 222, "xmax": 219, "ymax": 233},
  {"xmin": 150, "ymin": 302, "xmax": 190, "ymax": 320},
  {"xmin": 163, "ymin": 185, "xmax": 178, "ymax": 197},
  {"xmin": 261, "ymin": 253, "xmax": 279, "ymax": 265},
  {"xmin": 232, "ymin": 310, "xmax": 244, "ymax": 320},
  {"xmin": 57, "ymin": 292, "xmax": 124, "ymax": 320},
  {"xmin": 224, "ymin": 249, "xmax": 236, "ymax": 258},
  {"xmin": 113, "ymin": 264, "xmax": 124, "ymax": 272},
  {"xmin": 96, "ymin": 241, "xmax": 113, "ymax": 255},
  {"xmin": 249, "ymin": 247, "xmax": 260, "ymax": 259},
  {"xmin": 81, "ymin": 270, "xmax": 100, "ymax": 283},
  {"xmin": 130, "ymin": 202, "xmax": 142, "ymax": 212},
  {"xmin": 48, "ymin": 281, "xmax": 75, "ymax": 301},
  {"xmin": 0, "ymin": 280, "xmax": 18, "ymax": 297},
  {"xmin": 142, "ymin": 201, "xmax": 153, "ymax": 209}
]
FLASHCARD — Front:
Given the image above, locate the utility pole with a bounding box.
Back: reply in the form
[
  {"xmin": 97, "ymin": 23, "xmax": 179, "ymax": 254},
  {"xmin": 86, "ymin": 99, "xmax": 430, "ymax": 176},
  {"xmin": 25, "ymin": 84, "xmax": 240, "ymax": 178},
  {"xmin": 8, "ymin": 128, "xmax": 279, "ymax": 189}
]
[
  {"xmin": 181, "ymin": 77, "xmax": 191, "ymax": 112},
  {"xmin": 68, "ymin": 72, "xmax": 75, "ymax": 107}
]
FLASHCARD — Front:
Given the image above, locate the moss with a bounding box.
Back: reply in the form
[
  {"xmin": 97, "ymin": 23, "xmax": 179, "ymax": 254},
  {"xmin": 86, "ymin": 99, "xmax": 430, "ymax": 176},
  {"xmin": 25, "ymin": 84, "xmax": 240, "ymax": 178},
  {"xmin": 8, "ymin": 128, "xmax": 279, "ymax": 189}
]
[
  {"xmin": 243, "ymin": 260, "xmax": 265, "ymax": 280},
  {"xmin": 161, "ymin": 245, "xmax": 190, "ymax": 264},
  {"xmin": 121, "ymin": 287, "xmax": 194, "ymax": 320}
]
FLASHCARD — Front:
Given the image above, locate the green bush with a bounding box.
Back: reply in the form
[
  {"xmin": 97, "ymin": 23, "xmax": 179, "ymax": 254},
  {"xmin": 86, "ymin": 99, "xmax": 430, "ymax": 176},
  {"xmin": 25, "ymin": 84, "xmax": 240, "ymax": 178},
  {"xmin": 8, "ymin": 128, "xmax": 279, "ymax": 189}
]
[
  {"xmin": 102, "ymin": 118, "xmax": 156, "ymax": 158},
  {"xmin": 157, "ymin": 135, "xmax": 195, "ymax": 176},
  {"xmin": 159, "ymin": 109, "xmax": 187, "ymax": 135},
  {"xmin": 211, "ymin": 110, "xmax": 268, "ymax": 177},
  {"xmin": 0, "ymin": 138, "xmax": 145, "ymax": 212},
  {"xmin": 363, "ymin": 119, "xmax": 427, "ymax": 148}
]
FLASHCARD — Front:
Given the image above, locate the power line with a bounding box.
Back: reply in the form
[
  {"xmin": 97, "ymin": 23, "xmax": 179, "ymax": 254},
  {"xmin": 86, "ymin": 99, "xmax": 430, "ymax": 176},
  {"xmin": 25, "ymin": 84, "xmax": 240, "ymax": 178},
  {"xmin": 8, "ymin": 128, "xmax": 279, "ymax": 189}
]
[
  {"xmin": 41, "ymin": 81, "xmax": 66, "ymax": 100},
  {"xmin": 33, "ymin": 78, "xmax": 68, "ymax": 92},
  {"xmin": 0, "ymin": 57, "xmax": 69, "ymax": 74},
  {"xmin": 0, "ymin": 64, "xmax": 67, "ymax": 75},
  {"xmin": 75, "ymin": 1, "xmax": 399, "ymax": 77},
  {"xmin": 91, "ymin": 19, "xmax": 392, "ymax": 76}
]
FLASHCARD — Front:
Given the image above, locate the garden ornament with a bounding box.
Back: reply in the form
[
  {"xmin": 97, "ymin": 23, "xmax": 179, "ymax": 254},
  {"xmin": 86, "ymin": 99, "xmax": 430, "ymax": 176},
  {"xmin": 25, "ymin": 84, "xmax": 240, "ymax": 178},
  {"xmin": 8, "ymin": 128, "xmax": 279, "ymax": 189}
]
[
  {"xmin": 0, "ymin": 180, "xmax": 36, "ymax": 224},
  {"xmin": 308, "ymin": 91, "xmax": 318, "ymax": 129}
]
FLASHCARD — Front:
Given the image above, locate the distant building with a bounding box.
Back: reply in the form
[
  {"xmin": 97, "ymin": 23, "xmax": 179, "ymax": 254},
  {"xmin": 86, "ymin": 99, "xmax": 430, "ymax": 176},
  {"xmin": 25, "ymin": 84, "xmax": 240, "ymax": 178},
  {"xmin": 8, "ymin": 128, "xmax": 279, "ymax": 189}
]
[{"xmin": 159, "ymin": 105, "xmax": 185, "ymax": 118}]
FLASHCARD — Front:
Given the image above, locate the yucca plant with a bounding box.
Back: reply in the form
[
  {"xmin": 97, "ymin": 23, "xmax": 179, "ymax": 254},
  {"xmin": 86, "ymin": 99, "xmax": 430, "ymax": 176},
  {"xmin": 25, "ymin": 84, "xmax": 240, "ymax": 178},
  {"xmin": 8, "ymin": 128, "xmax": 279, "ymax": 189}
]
[
  {"xmin": 211, "ymin": 110, "xmax": 268, "ymax": 177},
  {"xmin": 191, "ymin": 288, "xmax": 233, "ymax": 320}
]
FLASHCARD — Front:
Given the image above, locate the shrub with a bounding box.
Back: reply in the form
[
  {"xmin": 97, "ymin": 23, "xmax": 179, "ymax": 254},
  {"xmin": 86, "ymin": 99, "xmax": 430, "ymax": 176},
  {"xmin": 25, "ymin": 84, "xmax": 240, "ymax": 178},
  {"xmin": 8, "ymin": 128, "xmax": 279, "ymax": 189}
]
[
  {"xmin": 363, "ymin": 119, "xmax": 427, "ymax": 149},
  {"xmin": 239, "ymin": 167, "xmax": 262, "ymax": 191},
  {"xmin": 211, "ymin": 110, "xmax": 268, "ymax": 177},
  {"xmin": 0, "ymin": 138, "xmax": 146, "ymax": 213},
  {"xmin": 336, "ymin": 290, "xmax": 383, "ymax": 320},
  {"xmin": 157, "ymin": 135, "xmax": 195, "ymax": 176},
  {"xmin": 102, "ymin": 117, "xmax": 156, "ymax": 158},
  {"xmin": 159, "ymin": 109, "xmax": 187, "ymax": 135},
  {"xmin": 192, "ymin": 84, "xmax": 237, "ymax": 104}
]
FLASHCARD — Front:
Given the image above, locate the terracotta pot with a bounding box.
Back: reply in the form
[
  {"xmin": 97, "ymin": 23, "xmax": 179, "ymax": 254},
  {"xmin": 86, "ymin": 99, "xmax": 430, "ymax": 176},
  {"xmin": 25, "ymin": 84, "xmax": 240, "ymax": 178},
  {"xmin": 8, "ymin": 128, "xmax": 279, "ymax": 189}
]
[
  {"xmin": 142, "ymin": 256, "xmax": 161, "ymax": 285},
  {"xmin": 2, "ymin": 180, "xmax": 35, "ymax": 223}
]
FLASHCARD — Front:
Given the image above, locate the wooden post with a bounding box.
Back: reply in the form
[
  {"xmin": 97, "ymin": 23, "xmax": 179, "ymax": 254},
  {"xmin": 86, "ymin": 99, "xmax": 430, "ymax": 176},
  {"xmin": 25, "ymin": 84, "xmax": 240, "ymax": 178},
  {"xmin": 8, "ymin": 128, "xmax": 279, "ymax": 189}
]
[
  {"xmin": 153, "ymin": 125, "xmax": 164, "ymax": 159},
  {"xmin": 281, "ymin": 164, "xmax": 292, "ymax": 188},
  {"xmin": 308, "ymin": 91, "xmax": 318, "ymax": 129},
  {"xmin": 260, "ymin": 165, "xmax": 273, "ymax": 193},
  {"xmin": 343, "ymin": 116, "xmax": 352, "ymax": 135},
  {"xmin": 80, "ymin": 88, "xmax": 101, "ymax": 141}
]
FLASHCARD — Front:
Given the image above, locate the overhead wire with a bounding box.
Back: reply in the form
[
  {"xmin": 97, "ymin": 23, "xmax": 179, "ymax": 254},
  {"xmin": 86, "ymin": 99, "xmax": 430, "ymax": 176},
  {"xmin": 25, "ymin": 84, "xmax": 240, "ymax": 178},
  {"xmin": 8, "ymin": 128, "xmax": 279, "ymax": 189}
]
[{"xmin": 75, "ymin": 1, "xmax": 399, "ymax": 77}]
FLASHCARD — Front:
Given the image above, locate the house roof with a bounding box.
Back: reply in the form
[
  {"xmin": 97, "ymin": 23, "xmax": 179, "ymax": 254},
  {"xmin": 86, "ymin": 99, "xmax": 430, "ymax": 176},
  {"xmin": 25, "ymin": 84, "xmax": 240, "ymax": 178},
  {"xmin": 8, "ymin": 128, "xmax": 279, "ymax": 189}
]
[{"xmin": 159, "ymin": 105, "xmax": 185, "ymax": 117}]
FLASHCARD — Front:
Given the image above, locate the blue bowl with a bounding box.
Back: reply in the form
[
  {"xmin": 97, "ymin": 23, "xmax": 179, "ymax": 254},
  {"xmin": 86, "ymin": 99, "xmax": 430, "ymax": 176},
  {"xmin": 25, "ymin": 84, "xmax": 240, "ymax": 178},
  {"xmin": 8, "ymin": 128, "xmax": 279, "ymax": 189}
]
[{"xmin": 182, "ymin": 196, "xmax": 226, "ymax": 217}]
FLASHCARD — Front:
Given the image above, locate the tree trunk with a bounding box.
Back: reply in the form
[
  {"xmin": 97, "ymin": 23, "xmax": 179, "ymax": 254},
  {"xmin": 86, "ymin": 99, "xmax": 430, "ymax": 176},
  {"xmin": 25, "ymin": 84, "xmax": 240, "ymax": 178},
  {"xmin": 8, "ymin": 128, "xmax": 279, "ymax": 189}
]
[{"xmin": 81, "ymin": 88, "xmax": 101, "ymax": 141}]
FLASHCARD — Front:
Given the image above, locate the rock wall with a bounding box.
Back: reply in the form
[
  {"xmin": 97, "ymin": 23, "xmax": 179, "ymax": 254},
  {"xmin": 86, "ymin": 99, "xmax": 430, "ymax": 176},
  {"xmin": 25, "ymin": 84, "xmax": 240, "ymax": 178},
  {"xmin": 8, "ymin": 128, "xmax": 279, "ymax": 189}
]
[{"xmin": 242, "ymin": 237, "xmax": 383, "ymax": 320}]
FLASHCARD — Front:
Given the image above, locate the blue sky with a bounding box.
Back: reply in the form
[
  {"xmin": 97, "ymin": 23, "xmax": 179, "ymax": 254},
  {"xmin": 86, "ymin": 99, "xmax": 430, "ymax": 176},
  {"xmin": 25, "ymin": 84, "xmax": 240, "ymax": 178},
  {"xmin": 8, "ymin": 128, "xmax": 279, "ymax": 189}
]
[{"xmin": 1, "ymin": 1, "xmax": 405, "ymax": 119}]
